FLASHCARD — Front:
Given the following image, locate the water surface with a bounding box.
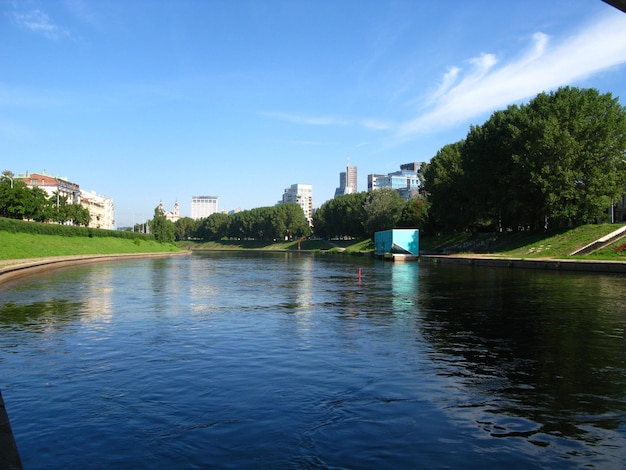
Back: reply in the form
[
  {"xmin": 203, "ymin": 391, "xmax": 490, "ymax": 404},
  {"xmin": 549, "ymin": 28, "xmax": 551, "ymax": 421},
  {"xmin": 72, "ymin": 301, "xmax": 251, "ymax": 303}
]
[{"xmin": 1, "ymin": 252, "xmax": 625, "ymax": 468}]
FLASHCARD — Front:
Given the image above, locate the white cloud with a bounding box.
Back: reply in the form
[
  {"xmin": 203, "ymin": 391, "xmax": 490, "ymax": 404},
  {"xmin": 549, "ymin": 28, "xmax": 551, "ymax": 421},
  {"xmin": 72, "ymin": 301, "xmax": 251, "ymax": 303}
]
[
  {"xmin": 360, "ymin": 118, "xmax": 393, "ymax": 131},
  {"xmin": 262, "ymin": 111, "xmax": 349, "ymax": 127},
  {"xmin": 12, "ymin": 9, "xmax": 69, "ymax": 39},
  {"xmin": 398, "ymin": 12, "xmax": 626, "ymax": 137}
]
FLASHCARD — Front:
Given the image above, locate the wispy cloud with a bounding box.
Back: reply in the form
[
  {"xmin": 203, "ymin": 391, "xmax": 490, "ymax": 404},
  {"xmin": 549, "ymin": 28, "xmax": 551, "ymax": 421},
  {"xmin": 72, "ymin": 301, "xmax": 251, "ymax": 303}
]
[
  {"xmin": 273, "ymin": 139, "xmax": 330, "ymax": 146},
  {"xmin": 262, "ymin": 111, "xmax": 349, "ymax": 127},
  {"xmin": 398, "ymin": 12, "xmax": 626, "ymax": 137},
  {"xmin": 11, "ymin": 9, "xmax": 69, "ymax": 39},
  {"xmin": 264, "ymin": 112, "xmax": 394, "ymax": 132}
]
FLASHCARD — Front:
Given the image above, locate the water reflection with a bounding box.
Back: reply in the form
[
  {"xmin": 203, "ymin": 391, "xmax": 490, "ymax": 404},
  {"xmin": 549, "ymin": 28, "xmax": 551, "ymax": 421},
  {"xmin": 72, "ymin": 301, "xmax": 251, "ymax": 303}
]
[
  {"xmin": 417, "ymin": 264, "xmax": 626, "ymax": 453},
  {"xmin": 0, "ymin": 254, "xmax": 625, "ymax": 468}
]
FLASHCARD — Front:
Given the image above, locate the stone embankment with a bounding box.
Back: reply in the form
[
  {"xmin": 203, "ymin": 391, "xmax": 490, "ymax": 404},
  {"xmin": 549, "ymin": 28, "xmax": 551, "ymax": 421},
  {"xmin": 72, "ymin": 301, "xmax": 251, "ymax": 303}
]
[
  {"xmin": 420, "ymin": 254, "xmax": 626, "ymax": 273},
  {"xmin": 0, "ymin": 251, "xmax": 190, "ymax": 286}
]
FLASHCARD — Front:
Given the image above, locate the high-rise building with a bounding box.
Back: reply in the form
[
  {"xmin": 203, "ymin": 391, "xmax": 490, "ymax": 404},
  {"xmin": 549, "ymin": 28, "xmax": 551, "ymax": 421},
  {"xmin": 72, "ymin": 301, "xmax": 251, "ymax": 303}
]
[
  {"xmin": 191, "ymin": 196, "xmax": 218, "ymax": 219},
  {"xmin": 280, "ymin": 184, "xmax": 313, "ymax": 225},
  {"xmin": 334, "ymin": 162, "xmax": 357, "ymax": 197}
]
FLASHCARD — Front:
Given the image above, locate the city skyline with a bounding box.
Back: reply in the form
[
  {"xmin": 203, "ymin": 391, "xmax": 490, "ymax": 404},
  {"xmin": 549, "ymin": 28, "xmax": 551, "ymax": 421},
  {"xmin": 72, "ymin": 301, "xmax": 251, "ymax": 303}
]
[{"xmin": 2, "ymin": 1, "xmax": 626, "ymax": 226}]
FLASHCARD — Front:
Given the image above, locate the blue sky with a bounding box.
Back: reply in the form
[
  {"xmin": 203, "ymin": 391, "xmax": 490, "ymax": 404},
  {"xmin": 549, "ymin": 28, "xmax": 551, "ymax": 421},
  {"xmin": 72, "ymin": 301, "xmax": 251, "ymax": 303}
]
[{"xmin": 2, "ymin": 0, "xmax": 626, "ymax": 227}]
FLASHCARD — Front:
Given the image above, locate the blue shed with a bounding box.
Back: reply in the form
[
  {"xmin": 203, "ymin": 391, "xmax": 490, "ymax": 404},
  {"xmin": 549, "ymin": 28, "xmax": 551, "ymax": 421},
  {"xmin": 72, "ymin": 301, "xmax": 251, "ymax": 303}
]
[{"xmin": 374, "ymin": 229, "xmax": 419, "ymax": 256}]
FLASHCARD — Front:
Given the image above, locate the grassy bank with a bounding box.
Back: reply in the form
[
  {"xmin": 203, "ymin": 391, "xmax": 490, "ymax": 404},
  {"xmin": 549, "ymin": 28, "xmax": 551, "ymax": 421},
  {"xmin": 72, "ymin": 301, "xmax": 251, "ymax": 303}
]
[
  {"xmin": 178, "ymin": 238, "xmax": 375, "ymax": 254},
  {"xmin": 420, "ymin": 223, "xmax": 626, "ymax": 260},
  {"xmin": 0, "ymin": 231, "xmax": 180, "ymax": 260},
  {"xmin": 180, "ymin": 223, "xmax": 626, "ymax": 260},
  {"xmin": 3, "ymin": 223, "xmax": 625, "ymax": 262}
]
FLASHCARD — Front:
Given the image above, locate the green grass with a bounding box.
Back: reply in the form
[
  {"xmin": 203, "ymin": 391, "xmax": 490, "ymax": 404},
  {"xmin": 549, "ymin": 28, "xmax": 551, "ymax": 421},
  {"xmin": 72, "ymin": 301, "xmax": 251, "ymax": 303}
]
[
  {"xmin": 4, "ymin": 223, "xmax": 626, "ymax": 262},
  {"xmin": 177, "ymin": 240, "xmax": 354, "ymax": 252},
  {"xmin": 0, "ymin": 231, "xmax": 180, "ymax": 260},
  {"xmin": 419, "ymin": 224, "xmax": 626, "ymax": 259}
]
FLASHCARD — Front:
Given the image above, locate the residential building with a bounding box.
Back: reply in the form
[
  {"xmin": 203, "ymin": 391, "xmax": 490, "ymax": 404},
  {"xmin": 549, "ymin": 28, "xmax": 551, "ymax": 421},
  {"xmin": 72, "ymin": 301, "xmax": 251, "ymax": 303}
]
[
  {"xmin": 334, "ymin": 163, "xmax": 357, "ymax": 197},
  {"xmin": 80, "ymin": 189, "xmax": 115, "ymax": 229},
  {"xmin": 191, "ymin": 195, "xmax": 218, "ymax": 219},
  {"xmin": 15, "ymin": 170, "xmax": 116, "ymax": 229},
  {"xmin": 280, "ymin": 183, "xmax": 313, "ymax": 225},
  {"xmin": 16, "ymin": 171, "xmax": 81, "ymax": 204}
]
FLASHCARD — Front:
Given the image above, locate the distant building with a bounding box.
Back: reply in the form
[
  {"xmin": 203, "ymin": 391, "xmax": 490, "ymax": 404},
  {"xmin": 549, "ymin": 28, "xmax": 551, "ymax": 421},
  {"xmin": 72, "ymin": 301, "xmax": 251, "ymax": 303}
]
[
  {"xmin": 16, "ymin": 171, "xmax": 80, "ymax": 204},
  {"xmin": 368, "ymin": 162, "xmax": 422, "ymax": 200},
  {"xmin": 15, "ymin": 170, "xmax": 115, "ymax": 229},
  {"xmin": 334, "ymin": 163, "xmax": 357, "ymax": 197},
  {"xmin": 367, "ymin": 173, "xmax": 386, "ymax": 192},
  {"xmin": 81, "ymin": 189, "xmax": 115, "ymax": 229},
  {"xmin": 191, "ymin": 195, "xmax": 218, "ymax": 220},
  {"xmin": 280, "ymin": 183, "xmax": 313, "ymax": 225},
  {"xmin": 158, "ymin": 200, "xmax": 181, "ymax": 223}
]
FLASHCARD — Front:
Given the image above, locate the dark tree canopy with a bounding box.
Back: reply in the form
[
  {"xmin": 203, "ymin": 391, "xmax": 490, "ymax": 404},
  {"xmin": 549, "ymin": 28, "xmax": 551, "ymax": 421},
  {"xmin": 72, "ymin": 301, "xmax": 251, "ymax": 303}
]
[{"xmin": 422, "ymin": 87, "xmax": 626, "ymax": 232}]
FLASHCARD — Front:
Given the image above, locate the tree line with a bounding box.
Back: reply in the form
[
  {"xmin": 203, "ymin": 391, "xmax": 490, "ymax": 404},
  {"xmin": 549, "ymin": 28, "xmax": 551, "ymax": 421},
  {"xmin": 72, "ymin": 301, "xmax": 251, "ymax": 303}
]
[
  {"xmin": 150, "ymin": 203, "xmax": 313, "ymax": 243},
  {"xmin": 421, "ymin": 86, "xmax": 626, "ymax": 232},
  {"xmin": 147, "ymin": 188, "xmax": 428, "ymax": 243},
  {"xmin": 0, "ymin": 172, "xmax": 91, "ymax": 226},
  {"xmin": 6, "ymin": 86, "xmax": 624, "ymax": 242}
]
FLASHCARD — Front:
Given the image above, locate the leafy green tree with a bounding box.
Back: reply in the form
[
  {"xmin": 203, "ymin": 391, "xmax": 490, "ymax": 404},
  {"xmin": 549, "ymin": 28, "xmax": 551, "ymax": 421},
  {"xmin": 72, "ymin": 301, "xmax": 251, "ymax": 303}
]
[
  {"xmin": 463, "ymin": 106, "xmax": 530, "ymax": 231},
  {"xmin": 27, "ymin": 187, "xmax": 53, "ymax": 222},
  {"xmin": 276, "ymin": 203, "xmax": 311, "ymax": 239},
  {"xmin": 398, "ymin": 197, "xmax": 429, "ymax": 229},
  {"xmin": 198, "ymin": 213, "xmax": 229, "ymax": 240},
  {"xmin": 174, "ymin": 217, "xmax": 197, "ymax": 240},
  {"xmin": 150, "ymin": 206, "xmax": 175, "ymax": 242},
  {"xmin": 422, "ymin": 141, "xmax": 468, "ymax": 232},
  {"xmin": 363, "ymin": 187, "xmax": 405, "ymax": 237},
  {"xmin": 0, "ymin": 176, "xmax": 30, "ymax": 219},
  {"xmin": 519, "ymin": 87, "xmax": 626, "ymax": 228},
  {"xmin": 313, "ymin": 192, "xmax": 367, "ymax": 238},
  {"xmin": 64, "ymin": 202, "xmax": 90, "ymax": 226}
]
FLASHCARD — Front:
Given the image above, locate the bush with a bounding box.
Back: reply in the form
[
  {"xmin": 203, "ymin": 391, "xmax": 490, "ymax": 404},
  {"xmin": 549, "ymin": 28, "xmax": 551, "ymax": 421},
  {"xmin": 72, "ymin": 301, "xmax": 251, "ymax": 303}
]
[{"xmin": 0, "ymin": 217, "xmax": 154, "ymax": 241}]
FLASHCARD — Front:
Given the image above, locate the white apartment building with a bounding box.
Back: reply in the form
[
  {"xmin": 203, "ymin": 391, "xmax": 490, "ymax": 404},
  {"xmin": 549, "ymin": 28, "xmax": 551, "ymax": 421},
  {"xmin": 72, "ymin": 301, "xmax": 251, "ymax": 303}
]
[
  {"xmin": 81, "ymin": 189, "xmax": 115, "ymax": 229},
  {"xmin": 281, "ymin": 184, "xmax": 313, "ymax": 225},
  {"xmin": 16, "ymin": 171, "xmax": 115, "ymax": 229},
  {"xmin": 191, "ymin": 195, "xmax": 218, "ymax": 219}
]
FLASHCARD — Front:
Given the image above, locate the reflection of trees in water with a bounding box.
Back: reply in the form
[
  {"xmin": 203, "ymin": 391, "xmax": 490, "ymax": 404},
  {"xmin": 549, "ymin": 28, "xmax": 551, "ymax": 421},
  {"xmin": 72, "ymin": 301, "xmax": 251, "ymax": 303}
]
[
  {"xmin": 417, "ymin": 265, "xmax": 626, "ymax": 439},
  {"xmin": 0, "ymin": 299, "xmax": 84, "ymax": 333}
]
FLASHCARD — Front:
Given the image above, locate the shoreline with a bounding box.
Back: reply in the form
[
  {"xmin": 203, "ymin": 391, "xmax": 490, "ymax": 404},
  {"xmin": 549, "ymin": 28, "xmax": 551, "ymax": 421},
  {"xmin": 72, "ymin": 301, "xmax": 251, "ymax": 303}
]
[
  {"xmin": 0, "ymin": 251, "xmax": 190, "ymax": 287},
  {"xmin": 420, "ymin": 254, "xmax": 626, "ymax": 273}
]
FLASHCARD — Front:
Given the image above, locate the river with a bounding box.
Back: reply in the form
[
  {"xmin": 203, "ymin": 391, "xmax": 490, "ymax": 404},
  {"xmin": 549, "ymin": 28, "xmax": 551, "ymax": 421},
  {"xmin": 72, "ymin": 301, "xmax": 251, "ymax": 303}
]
[{"xmin": 0, "ymin": 252, "xmax": 625, "ymax": 469}]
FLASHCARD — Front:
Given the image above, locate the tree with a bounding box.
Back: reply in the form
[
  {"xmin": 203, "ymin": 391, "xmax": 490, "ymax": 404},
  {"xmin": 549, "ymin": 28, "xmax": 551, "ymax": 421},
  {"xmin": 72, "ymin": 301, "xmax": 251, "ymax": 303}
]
[
  {"xmin": 271, "ymin": 203, "xmax": 311, "ymax": 240},
  {"xmin": 422, "ymin": 141, "xmax": 468, "ymax": 232},
  {"xmin": 313, "ymin": 192, "xmax": 367, "ymax": 238},
  {"xmin": 150, "ymin": 206, "xmax": 175, "ymax": 242},
  {"xmin": 174, "ymin": 217, "xmax": 197, "ymax": 240},
  {"xmin": 363, "ymin": 187, "xmax": 405, "ymax": 237},
  {"xmin": 198, "ymin": 213, "xmax": 229, "ymax": 240},
  {"xmin": 519, "ymin": 87, "xmax": 626, "ymax": 228},
  {"xmin": 463, "ymin": 106, "xmax": 529, "ymax": 231},
  {"xmin": 398, "ymin": 198, "xmax": 429, "ymax": 229}
]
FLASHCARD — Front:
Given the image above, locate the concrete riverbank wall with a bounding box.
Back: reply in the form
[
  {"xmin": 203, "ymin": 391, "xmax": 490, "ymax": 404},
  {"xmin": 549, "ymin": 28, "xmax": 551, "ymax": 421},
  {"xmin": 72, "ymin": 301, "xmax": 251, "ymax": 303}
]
[{"xmin": 420, "ymin": 254, "xmax": 626, "ymax": 273}]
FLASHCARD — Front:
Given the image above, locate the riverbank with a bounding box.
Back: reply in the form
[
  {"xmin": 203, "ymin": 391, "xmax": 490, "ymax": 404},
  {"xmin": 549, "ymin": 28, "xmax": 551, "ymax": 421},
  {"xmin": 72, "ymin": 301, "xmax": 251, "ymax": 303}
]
[
  {"xmin": 420, "ymin": 254, "xmax": 626, "ymax": 273},
  {"xmin": 0, "ymin": 251, "xmax": 190, "ymax": 287}
]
